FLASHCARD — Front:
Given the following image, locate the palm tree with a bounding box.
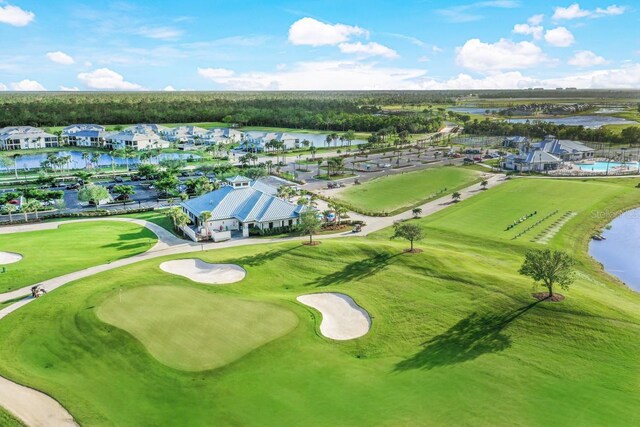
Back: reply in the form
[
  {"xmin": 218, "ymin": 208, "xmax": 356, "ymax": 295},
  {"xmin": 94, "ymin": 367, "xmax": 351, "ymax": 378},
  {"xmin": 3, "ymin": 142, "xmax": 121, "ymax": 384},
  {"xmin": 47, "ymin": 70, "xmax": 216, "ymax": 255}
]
[
  {"xmin": 91, "ymin": 152, "xmax": 101, "ymax": 169},
  {"xmin": 11, "ymin": 154, "xmax": 21, "ymax": 179},
  {"xmin": 451, "ymin": 192, "xmax": 462, "ymax": 202},
  {"xmin": 412, "ymin": 207, "xmax": 423, "ymax": 218},
  {"xmin": 22, "ymin": 199, "xmax": 40, "ymax": 222},
  {"xmin": 2, "ymin": 204, "xmax": 16, "ymax": 223},
  {"xmin": 481, "ymin": 180, "xmax": 489, "ymax": 190},
  {"xmin": 82, "ymin": 152, "xmax": 90, "ymax": 168}
]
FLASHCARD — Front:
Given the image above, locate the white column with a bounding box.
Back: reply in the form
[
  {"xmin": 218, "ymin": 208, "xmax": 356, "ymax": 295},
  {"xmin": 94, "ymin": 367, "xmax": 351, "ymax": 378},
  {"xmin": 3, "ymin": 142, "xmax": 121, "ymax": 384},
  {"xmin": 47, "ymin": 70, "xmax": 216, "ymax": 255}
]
[{"xmin": 243, "ymin": 223, "xmax": 249, "ymax": 237}]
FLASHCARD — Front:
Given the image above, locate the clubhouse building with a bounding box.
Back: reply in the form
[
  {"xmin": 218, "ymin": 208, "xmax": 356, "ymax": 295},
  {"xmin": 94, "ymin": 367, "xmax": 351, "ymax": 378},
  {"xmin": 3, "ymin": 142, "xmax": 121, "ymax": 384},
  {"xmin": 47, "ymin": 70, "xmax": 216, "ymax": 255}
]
[
  {"xmin": 180, "ymin": 176, "xmax": 305, "ymax": 240},
  {"xmin": 502, "ymin": 135, "xmax": 595, "ymax": 172}
]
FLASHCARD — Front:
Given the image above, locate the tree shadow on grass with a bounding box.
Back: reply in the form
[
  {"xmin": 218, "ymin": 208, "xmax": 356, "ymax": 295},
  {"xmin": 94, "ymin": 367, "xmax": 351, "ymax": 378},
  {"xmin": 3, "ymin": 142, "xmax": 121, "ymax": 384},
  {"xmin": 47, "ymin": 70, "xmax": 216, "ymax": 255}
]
[
  {"xmin": 395, "ymin": 300, "xmax": 541, "ymax": 371},
  {"xmin": 306, "ymin": 252, "xmax": 400, "ymax": 287},
  {"xmin": 231, "ymin": 245, "xmax": 302, "ymax": 267}
]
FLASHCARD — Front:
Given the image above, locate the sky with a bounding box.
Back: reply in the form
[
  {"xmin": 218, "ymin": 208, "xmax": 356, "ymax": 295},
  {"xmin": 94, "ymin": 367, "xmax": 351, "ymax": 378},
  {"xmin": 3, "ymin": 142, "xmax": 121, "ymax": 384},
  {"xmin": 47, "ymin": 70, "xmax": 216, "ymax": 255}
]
[{"xmin": 0, "ymin": 0, "xmax": 638, "ymax": 91}]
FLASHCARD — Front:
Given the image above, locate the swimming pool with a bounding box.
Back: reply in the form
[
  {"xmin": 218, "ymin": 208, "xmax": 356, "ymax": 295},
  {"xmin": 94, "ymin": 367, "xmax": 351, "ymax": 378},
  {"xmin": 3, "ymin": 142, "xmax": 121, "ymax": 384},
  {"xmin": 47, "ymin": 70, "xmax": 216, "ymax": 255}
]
[{"xmin": 577, "ymin": 161, "xmax": 639, "ymax": 172}]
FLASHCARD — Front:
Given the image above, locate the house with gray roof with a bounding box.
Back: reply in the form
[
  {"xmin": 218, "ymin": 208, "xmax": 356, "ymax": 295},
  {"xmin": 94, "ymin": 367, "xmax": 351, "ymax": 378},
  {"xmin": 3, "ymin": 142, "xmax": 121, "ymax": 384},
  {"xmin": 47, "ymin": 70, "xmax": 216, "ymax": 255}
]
[
  {"xmin": 63, "ymin": 124, "xmax": 108, "ymax": 148},
  {"xmin": 181, "ymin": 176, "xmax": 305, "ymax": 240},
  {"xmin": 0, "ymin": 126, "xmax": 59, "ymax": 150},
  {"xmin": 534, "ymin": 136, "xmax": 595, "ymax": 161}
]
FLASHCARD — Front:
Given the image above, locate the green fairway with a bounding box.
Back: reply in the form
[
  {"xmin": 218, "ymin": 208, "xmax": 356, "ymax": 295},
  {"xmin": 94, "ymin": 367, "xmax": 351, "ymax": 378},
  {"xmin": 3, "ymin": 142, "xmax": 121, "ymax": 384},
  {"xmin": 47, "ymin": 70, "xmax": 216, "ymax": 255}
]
[
  {"xmin": 0, "ymin": 221, "xmax": 156, "ymax": 293},
  {"xmin": 334, "ymin": 167, "xmax": 480, "ymax": 214},
  {"xmin": 97, "ymin": 285, "xmax": 298, "ymax": 371},
  {"xmin": 419, "ymin": 178, "xmax": 633, "ymax": 243}
]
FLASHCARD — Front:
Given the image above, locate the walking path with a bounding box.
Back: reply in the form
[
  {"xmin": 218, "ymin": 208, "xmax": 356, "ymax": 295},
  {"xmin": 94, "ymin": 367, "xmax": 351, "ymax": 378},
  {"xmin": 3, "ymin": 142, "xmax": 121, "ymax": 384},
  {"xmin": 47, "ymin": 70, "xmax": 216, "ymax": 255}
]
[{"xmin": 0, "ymin": 173, "xmax": 507, "ymax": 426}]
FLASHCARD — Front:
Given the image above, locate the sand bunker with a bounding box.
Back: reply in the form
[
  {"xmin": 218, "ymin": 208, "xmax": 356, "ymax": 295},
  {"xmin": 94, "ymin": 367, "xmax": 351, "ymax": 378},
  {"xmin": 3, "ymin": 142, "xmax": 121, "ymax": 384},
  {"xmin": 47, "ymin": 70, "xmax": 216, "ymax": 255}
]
[
  {"xmin": 0, "ymin": 252, "xmax": 22, "ymax": 265},
  {"xmin": 297, "ymin": 293, "xmax": 371, "ymax": 340},
  {"xmin": 159, "ymin": 259, "xmax": 246, "ymax": 284}
]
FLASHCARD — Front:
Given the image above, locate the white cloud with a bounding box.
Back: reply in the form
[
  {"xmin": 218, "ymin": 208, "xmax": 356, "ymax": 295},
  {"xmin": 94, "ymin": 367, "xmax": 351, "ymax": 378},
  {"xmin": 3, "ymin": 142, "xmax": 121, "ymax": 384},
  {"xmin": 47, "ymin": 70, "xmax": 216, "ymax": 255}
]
[
  {"xmin": 46, "ymin": 51, "xmax": 75, "ymax": 65},
  {"xmin": 552, "ymin": 3, "xmax": 626, "ymax": 20},
  {"xmin": 10, "ymin": 79, "xmax": 46, "ymax": 91},
  {"xmin": 418, "ymin": 56, "xmax": 429, "ymax": 62},
  {"xmin": 288, "ymin": 17, "xmax": 367, "ymax": 46},
  {"xmin": 456, "ymin": 38, "xmax": 549, "ymax": 72},
  {"xmin": 0, "ymin": 4, "xmax": 35, "ymax": 26},
  {"xmin": 338, "ymin": 42, "xmax": 398, "ymax": 59},
  {"xmin": 432, "ymin": 45, "xmax": 444, "ymax": 53},
  {"xmin": 77, "ymin": 68, "xmax": 143, "ymax": 90},
  {"xmin": 513, "ymin": 23, "xmax": 544, "ymax": 39},
  {"xmin": 135, "ymin": 26, "xmax": 183, "ymax": 40},
  {"xmin": 437, "ymin": 1, "xmax": 520, "ymax": 23},
  {"xmin": 163, "ymin": 85, "xmax": 176, "ymax": 91},
  {"xmin": 528, "ymin": 14, "xmax": 545, "ymax": 25},
  {"xmin": 197, "ymin": 67, "xmax": 235, "ymax": 79},
  {"xmin": 568, "ymin": 50, "xmax": 608, "ymax": 67},
  {"xmin": 276, "ymin": 63, "xmax": 287, "ymax": 70},
  {"xmin": 0, "ymin": 82, "xmax": 7, "ymax": 91},
  {"xmin": 544, "ymin": 27, "xmax": 575, "ymax": 47},
  {"xmin": 197, "ymin": 61, "xmax": 426, "ymax": 90},
  {"xmin": 59, "ymin": 85, "xmax": 80, "ymax": 91}
]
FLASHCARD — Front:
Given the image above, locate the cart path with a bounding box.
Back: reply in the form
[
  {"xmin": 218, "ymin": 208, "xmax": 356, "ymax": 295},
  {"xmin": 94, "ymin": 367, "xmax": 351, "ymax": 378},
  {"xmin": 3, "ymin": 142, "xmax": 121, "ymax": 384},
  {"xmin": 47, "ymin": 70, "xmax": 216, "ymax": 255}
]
[{"xmin": 0, "ymin": 174, "xmax": 507, "ymax": 427}]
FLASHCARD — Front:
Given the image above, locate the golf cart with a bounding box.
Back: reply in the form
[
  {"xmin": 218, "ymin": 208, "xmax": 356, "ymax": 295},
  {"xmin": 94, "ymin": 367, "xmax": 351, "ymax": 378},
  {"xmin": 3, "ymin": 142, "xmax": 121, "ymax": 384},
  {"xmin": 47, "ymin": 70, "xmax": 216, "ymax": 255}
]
[
  {"xmin": 352, "ymin": 223, "xmax": 362, "ymax": 233},
  {"xmin": 31, "ymin": 285, "xmax": 47, "ymax": 298}
]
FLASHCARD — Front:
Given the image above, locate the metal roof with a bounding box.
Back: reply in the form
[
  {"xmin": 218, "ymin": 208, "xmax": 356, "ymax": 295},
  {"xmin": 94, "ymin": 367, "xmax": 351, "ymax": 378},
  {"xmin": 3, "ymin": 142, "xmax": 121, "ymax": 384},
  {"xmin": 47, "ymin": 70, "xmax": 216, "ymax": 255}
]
[{"xmin": 181, "ymin": 180, "xmax": 303, "ymax": 223}]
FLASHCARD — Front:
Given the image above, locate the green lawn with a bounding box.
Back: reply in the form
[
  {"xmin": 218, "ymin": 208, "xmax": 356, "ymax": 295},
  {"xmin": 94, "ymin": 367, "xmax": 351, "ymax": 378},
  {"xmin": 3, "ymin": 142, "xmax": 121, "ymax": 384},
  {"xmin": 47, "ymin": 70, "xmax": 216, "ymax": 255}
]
[
  {"xmin": 97, "ymin": 285, "xmax": 298, "ymax": 371},
  {"xmin": 0, "ymin": 407, "xmax": 24, "ymax": 427},
  {"xmin": 418, "ymin": 177, "xmax": 634, "ymax": 244},
  {"xmin": 117, "ymin": 210, "xmax": 176, "ymax": 235},
  {"xmin": 334, "ymin": 166, "xmax": 480, "ymax": 215},
  {"xmin": 0, "ymin": 178, "xmax": 638, "ymax": 426},
  {"xmin": 0, "ymin": 221, "xmax": 156, "ymax": 293}
]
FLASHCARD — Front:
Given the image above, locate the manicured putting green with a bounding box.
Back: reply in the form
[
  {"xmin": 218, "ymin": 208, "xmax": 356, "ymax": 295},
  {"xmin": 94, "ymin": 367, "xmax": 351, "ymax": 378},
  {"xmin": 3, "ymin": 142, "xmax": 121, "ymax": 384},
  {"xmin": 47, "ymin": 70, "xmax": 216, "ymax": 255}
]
[
  {"xmin": 335, "ymin": 166, "xmax": 479, "ymax": 213},
  {"xmin": 97, "ymin": 286, "xmax": 299, "ymax": 371},
  {"xmin": 0, "ymin": 221, "xmax": 156, "ymax": 293}
]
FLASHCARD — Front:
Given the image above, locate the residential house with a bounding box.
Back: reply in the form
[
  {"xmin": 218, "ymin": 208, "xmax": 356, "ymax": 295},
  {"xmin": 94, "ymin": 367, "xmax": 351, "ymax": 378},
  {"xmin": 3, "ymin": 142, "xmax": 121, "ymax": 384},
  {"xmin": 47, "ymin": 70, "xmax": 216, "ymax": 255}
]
[
  {"xmin": 62, "ymin": 124, "xmax": 108, "ymax": 148},
  {"xmin": 0, "ymin": 126, "xmax": 59, "ymax": 150},
  {"xmin": 166, "ymin": 126, "xmax": 209, "ymax": 143},
  {"xmin": 105, "ymin": 130, "xmax": 167, "ymax": 151},
  {"xmin": 181, "ymin": 176, "xmax": 305, "ymax": 240}
]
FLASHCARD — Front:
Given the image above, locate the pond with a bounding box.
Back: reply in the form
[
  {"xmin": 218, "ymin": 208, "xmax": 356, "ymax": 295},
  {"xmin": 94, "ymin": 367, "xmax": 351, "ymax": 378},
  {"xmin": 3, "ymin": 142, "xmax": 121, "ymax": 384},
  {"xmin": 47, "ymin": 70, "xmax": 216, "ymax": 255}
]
[
  {"xmin": 0, "ymin": 151, "xmax": 200, "ymax": 171},
  {"xmin": 448, "ymin": 107, "xmax": 503, "ymax": 115},
  {"xmin": 506, "ymin": 115, "xmax": 637, "ymax": 129},
  {"xmin": 589, "ymin": 208, "xmax": 640, "ymax": 292}
]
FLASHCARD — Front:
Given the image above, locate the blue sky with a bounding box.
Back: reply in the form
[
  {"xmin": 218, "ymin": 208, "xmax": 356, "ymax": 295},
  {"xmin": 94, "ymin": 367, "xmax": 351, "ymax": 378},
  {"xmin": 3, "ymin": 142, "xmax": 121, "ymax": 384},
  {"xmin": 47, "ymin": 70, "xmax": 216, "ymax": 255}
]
[{"xmin": 0, "ymin": 0, "xmax": 638, "ymax": 90}]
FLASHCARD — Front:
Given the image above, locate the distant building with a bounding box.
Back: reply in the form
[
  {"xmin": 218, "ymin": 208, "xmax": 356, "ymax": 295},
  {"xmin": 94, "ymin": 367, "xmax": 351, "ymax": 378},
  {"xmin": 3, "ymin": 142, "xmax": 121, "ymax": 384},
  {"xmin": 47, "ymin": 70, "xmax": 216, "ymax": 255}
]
[
  {"xmin": 166, "ymin": 126, "xmax": 209, "ymax": 143},
  {"xmin": 63, "ymin": 124, "xmax": 108, "ymax": 148},
  {"xmin": 502, "ymin": 136, "xmax": 530, "ymax": 148},
  {"xmin": 502, "ymin": 135, "xmax": 594, "ymax": 172},
  {"xmin": 0, "ymin": 126, "xmax": 59, "ymax": 150},
  {"xmin": 105, "ymin": 130, "xmax": 167, "ymax": 151}
]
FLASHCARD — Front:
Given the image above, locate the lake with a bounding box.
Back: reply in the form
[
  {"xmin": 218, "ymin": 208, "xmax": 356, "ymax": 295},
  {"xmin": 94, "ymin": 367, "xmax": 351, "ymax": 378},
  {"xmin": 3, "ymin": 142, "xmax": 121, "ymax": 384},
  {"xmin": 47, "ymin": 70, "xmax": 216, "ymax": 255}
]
[
  {"xmin": 0, "ymin": 151, "xmax": 200, "ymax": 171},
  {"xmin": 448, "ymin": 107, "xmax": 503, "ymax": 115},
  {"xmin": 506, "ymin": 115, "xmax": 636, "ymax": 129},
  {"xmin": 589, "ymin": 208, "xmax": 640, "ymax": 292}
]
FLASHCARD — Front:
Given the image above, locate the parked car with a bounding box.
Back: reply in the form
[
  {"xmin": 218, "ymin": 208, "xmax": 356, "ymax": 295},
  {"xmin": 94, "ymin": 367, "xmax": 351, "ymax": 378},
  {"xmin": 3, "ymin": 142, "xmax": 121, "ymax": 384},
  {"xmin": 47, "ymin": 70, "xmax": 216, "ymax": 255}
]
[
  {"xmin": 131, "ymin": 175, "xmax": 141, "ymax": 181},
  {"xmin": 114, "ymin": 176, "xmax": 124, "ymax": 183},
  {"xmin": 114, "ymin": 194, "xmax": 130, "ymax": 202},
  {"xmin": 180, "ymin": 171, "xmax": 190, "ymax": 177},
  {"xmin": 452, "ymin": 153, "xmax": 462, "ymax": 158},
  {"xmin": 194, "ymin": 171, "xmax": 204, "ymax": 176},
  {"xmin": 66, "ymin": 183, "xmax": 80, "ymax": 190},
  {"xmin": 473, "ymin": 156, "xmax": 483, "ymax": 162},
  {"xmin": 463, "ymin": 158, "xmax": 474, "ymax": 164}
]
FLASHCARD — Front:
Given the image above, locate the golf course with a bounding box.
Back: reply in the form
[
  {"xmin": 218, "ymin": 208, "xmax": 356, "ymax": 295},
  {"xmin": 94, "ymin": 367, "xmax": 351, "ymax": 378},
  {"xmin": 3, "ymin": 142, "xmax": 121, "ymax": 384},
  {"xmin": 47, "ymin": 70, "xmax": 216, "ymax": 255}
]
[
  {"xmin": 334, "ymin": 167, "xmax": 481, "ymax": 214},
  {"xmin": 0, "ymin": 221, "xmax": 157, "ymax": 293},
  {"xmin": 0, "ymin": 177, "xmax": 638, "ymax": 426}
]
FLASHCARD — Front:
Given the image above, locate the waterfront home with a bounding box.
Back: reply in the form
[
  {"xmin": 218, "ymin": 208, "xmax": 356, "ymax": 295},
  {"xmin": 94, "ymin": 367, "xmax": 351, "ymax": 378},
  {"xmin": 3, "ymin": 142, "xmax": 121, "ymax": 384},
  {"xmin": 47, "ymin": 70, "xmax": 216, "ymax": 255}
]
[
  {"xmin": 166, "ymin": 126, "xmax": 209, "ymax": 143},
  {"xmin": 181, "ymin": 176, "xmax": 305, "ymax": 240},
  {"xmin": 105, "ymin": 130, "xmax": 168, "ymax": 151},
  {"xmin": 0, "ymin": 126, "xmax": 59, "ymax": 150},
  {"xmin": 125, "ymin": 124, "xmax": 172, "ymax": 136},
  {"xmin": 62, "ymin": 124, "xmax": 108, "ymax": 148}
]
